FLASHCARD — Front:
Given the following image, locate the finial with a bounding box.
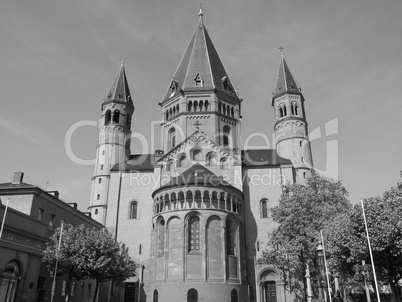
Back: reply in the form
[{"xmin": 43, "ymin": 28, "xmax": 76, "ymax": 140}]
[
  {"xmin": 198, "ymin": 3, "xmax": 204, "ymax": 24},
  {"xmin": 279, "ymin": 46, "xmax": 284, "ymax": 57},
  {"xmin": 121, "ymin": 57, "xmax": 126, "ymax": 66}
]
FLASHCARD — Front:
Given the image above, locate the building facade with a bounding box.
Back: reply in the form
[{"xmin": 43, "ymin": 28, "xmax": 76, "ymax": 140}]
[
  {"xmin": 89, "ymin": 9, "xmax": 313, "ymax": 302},
  {"xmin": 0, "ymin": 172, "xmax": 103, "ymax": 302}
]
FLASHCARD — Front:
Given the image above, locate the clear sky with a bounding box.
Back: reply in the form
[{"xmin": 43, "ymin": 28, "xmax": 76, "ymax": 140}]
[{"xmin": 1, "ymin": 0, "xmax": 401, "ymax": 211}]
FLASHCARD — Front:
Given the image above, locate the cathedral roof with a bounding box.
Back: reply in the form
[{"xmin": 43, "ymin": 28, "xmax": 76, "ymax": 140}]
[
  {"xmin": 103, "ymin": 62, "xmax": 133, "ymax": 104},
  {"xmin": 272, "ymin": 52, "xmax": 303, "ymax": 105},
  {"xmin": 153, "ymin": 163, "xmax": 239, "ymax": 195},
  {"xmin": 161, "ymin": 9, "xmax": 238, "ymax": 103},
  {"xmin": 242, "ymin": 149, "xmax": 292, "ymax": 167},
  {"xmin": 111, "ymin": 154, "xmax": 155, "ymax": 171}
]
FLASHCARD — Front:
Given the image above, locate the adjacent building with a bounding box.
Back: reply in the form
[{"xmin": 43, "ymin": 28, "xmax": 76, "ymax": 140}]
[{"xmin": 0, "ymin": 172, "xmax": 103, "ymax": 302}]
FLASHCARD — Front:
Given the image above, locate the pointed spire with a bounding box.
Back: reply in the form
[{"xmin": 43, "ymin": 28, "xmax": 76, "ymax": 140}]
[
  {"xmin": 161, "ymin": 7, "xmax": 238, "ymax": 103},
  {"xmin": 104, "ymin": 62, "xmax": 133, "ymax": 104},
  {"xmin": 272, "ymin": 48, "xmax": 302, "ymax": 102}
]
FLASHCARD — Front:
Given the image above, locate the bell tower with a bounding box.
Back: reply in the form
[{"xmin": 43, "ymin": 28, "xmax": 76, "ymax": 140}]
[
  {"xmin": 89, "ymin": 62, "xmax": 134, "ymax": 225},
  {"xmin": 272, "ymin": 49, "xmax": 313, "ymax": 184}
]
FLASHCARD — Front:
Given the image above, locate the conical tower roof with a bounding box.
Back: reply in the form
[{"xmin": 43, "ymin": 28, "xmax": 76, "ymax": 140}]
[
  {"xmin": 161, "ymin": 9, "xmax": 238, "ymax": 103},
  {"xmin": 272, "ymin": 52, "xmax": 303, "ymax": 105},
  {"xmin": 104, "ymin": 62, "xmax": 133, "ymax": 104}
]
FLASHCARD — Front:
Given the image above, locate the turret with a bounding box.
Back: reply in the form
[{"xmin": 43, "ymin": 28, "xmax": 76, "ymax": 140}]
[
  {"xmin": 89, "ymin": 62, "xmax": 134, "ymax": 224},
  {"xmin": 272, "ymin": 50, "xmax": 313, "ymax": 183}
]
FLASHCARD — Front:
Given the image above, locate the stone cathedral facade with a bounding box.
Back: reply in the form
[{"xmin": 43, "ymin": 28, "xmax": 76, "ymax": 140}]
[{"xmin": 88, "ymin": 9, "xmax": 313, "ymax": 302}]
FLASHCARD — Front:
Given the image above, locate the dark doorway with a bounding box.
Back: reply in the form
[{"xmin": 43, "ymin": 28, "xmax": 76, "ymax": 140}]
[
  {"xmin": 265, "ymin": 281, "xmax": 277, "ymax": 302},
  {"xmin": 124, "ymin": 282, "xmax": 136, "ymax": 302}
]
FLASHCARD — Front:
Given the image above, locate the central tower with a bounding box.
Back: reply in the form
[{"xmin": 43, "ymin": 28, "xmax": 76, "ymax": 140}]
[{"xmin": 159, "ymin": 9, "xmax": 241, "ymax": 154}]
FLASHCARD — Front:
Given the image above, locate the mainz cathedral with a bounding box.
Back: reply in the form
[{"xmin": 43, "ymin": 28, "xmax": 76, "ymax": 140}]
[{"xmin": 88, "ymin": 8, "xmax": 313, "ymax": 302}]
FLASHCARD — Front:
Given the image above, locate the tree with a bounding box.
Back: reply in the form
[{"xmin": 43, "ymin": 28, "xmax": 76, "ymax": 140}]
[
  {"xmin": 259, "ymin": 172, "xmax": 351, "ymax": 301},
  {"xmin": 324, "ymin": 173, "xmax": 402, "ymax": 302},
  {"xmin": 43, "ymin": 224, "xmax": 136, "ymax": 302}
]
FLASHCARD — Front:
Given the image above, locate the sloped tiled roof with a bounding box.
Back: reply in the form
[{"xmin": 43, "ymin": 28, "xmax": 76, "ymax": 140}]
[
  {"xmin": 111, "ymin": 154, "xmax": 155, "ymax": 171},
  {"xmin": 242, "ymin": 149, "xmax": 291, "ymax": 167},
  {"xmin": 161, "ymin": 10, "xmax": 239, "ymax": 103},
  {"xmin": 103, "ymin": 62, "xmax": 133, "ymax": 104},
  {"xmin": 272, "ymin": 54, "xmax": 303, "ymax": 104}
]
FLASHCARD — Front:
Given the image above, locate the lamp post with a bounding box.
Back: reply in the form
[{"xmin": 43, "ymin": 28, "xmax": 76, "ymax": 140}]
[
  {"xmin": 316, "ymin": 244, "xmax": 326, "ymax": 302},
  {"xmin": 353, "ymin": 261, "xmax": 374, "ymax": 302}
]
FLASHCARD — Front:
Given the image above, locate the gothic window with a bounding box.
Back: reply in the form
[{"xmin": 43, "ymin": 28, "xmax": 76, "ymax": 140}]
[
  {"xmin": 194, "ymin": 101, "xmax": 198, "ymax": 111},
  {"xmin": 231, "ymin": 289, "xmax": 239, "ymax": 302},
  {"xmin": 278, "ymin": 107, "xmax": 284, "ymax": 118},
  {"xmin": 222, "ymin": 104, "xmax": 226, "ymax": 115},
  {"xmin": 205, "ymin": 100, "xmax": 209, "ymax": 111},
  {"xmin": 194, "ymin": 73, "xmax": 203, "ymax": 87},
  {"xmin": 170, "ymin": 79, "xmax": 178, "ymax": 94},
  {"xmin": 188, "ymin": 216, "xmax": 200, "ymax": 252},
  {"xmin": 206, "ymin": 152, "xmax": 217, "ymax": 166},
  {"xmin": 113, "ymin": 110, "xmax": 120, "ymax": 123},
  {"xmin": 169, "ymin": 108, "xmax": 173, "ymax": 118},
  {"xmin": 231, "ymin": 107, "xmax": 235, "ymax": 117},
  {"xmin": 176, "ymin": 104, "xmax": 179, "ymax": 114},
  {"xmin": 199, "ymin": 100, "xmax": 203, "ymax": 111},
  {"xmin": 191, "ymin": 148, "xmax": 202, "ymax": 161},
  {"xmin": 260, "ymin": 199, "xmax": 269, "ymax": 218},
  {"xmin": 166, "ymin": 111, "xmax": 169, "ymax": 120},
  {"xmin": 173, "ymin": 106, "xmax": 176, "ymax": 116},
  {"xmin": 157, "ymin": 219, "xmax": 165, "ymax": 257},
  {"xmin": 223, "ymin": 125, "xmax": 231, "ymax": 147},
  {"xmin": 187, "ymin": 289, "xmax": 198, "ymax": 302},
  {"xmin": 129, "ymin": 201, "xmax": 138, "ymax": 219},
  {"xmin": 218, "ymin": 103, "xmax": 222, "ymax": 113},
  {"xmin": 283, "ymin": 105, "xmax": 287, "ymax": 117},
  {"xmin": 222, "ymin": 76, "xmax": 230, "ymax": 91},
  {"xmin": 226, "ymin": 220, "xmax": 235, "ymax": 255},
  {"xmin": 105, "ymin": 110, "xmax": 111, "ymax": 125},
  {"xmin": 153, "ymin": 289, "xmax": 159, "ymax": 302},
  {"xmin": 188, "ymin": 101, "xmax": 193, "ymax": 112},
  {"xmin": 168, "ymin": 128, "xmax": 176, "ymax": 149}
]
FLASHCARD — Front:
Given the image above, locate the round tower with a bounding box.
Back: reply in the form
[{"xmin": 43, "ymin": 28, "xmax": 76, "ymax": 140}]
[
  {"xmin": 272, "ymin": 51, "xmax": 313, "ymax": 184},
  {"xmin": 89, "ymin": 62, "xmax": 134, "ymax": 225}
]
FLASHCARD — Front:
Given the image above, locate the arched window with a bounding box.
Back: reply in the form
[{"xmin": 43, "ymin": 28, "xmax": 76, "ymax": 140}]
[
  {"xmin": 113, "ymin": 110, "xmax": 120, "ymax": 123},
  {"xmin": 188, "ymin": 216, "xmax": 200, "ymax": 252},
  {"xmin": 231, "ymin": 289, "xmax": 239, "ymax": 302},
  {"xmin": 231, "ymin": 107, "xmax": 235, "ymax": 117},
  {"xmin": 283, "ymin": 105, "xmax": 287, "ymax": 117},
  {"xmin": 177, "ymin": 153, "xmax": 188, "ymax": 168},
  {"xmin": 226, "ymin": 220, "xmax": 235, "ymax": 255},
  {"xmin": 291, "ymin": 102, "xmax": 298, "ymax": 115},
  {"xmin": 205, "ymin": 100, "xmax": 209, "ymax": 111},
  {"xmin": 218, "ymin": 103, "xmax": 222, "ymax": 113},
  {"xmin": 176, "ymin": 104, "xmax": 179, "ymax": 114},
  {"xmin": 130, "ymin": 201, "xmax": 138, "ymax": 219},
  {"xmin": 97, "ymin": 194, "xmax": 100, "ymax": 200},
  {"xmin": 188, "ymin": 101, "xmax": 193, "ymax": 112},
  {"xmin": 278, "ymin": 107, "xmax": 284, "ymax": 118},
  {"xmin": 222, "ymin": 104, "xmax": 226, "ymax": 115},
  {"xmin": 157, "ymin": 219, "xmax": 165, "ymax": 257},
  {"xmin": 166, "ymin": 160, "xmax": 174, "ymax": 171},
  {"xmin": 153, "ymin": 289, "xmax": 159, "ymax": 302},
  {"xmin": 105, "ymin": 110, "xmax": 112, "ymax": 125},
  {"xmin": 260, "ymin": 199, "xmax": 268, "ymax": 218},
  {"xmin": 191, "ymin": 148, "xmax": 202, "ymax": 161},
  {"xmin": 98, "ymin": 178, "xmax": 101, "ymax": 184},
  {"xmin": 206, "ymin": 152, "xmax": 217, "ymax": 166},
  {"xmin": 194, "ymin": 101, "xmax": 198, "ymax": 112},
  {"xmin": 220, "ymin": 158, "xmax": 229, "ymax": 169},
  {"xmin": 223, "ymin": 125, "xmax": 231, "ymax": 147},
  {"xmin": 168, "ymin": 128, "xmax": 176, "ymax": 149},
  {"xmin": 187, "ymin": 288, "xmax": 198, "ymax": 302},
  {"xmin": 95, "ymin": 209, "xmax": 98, "ymax": 215}
]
